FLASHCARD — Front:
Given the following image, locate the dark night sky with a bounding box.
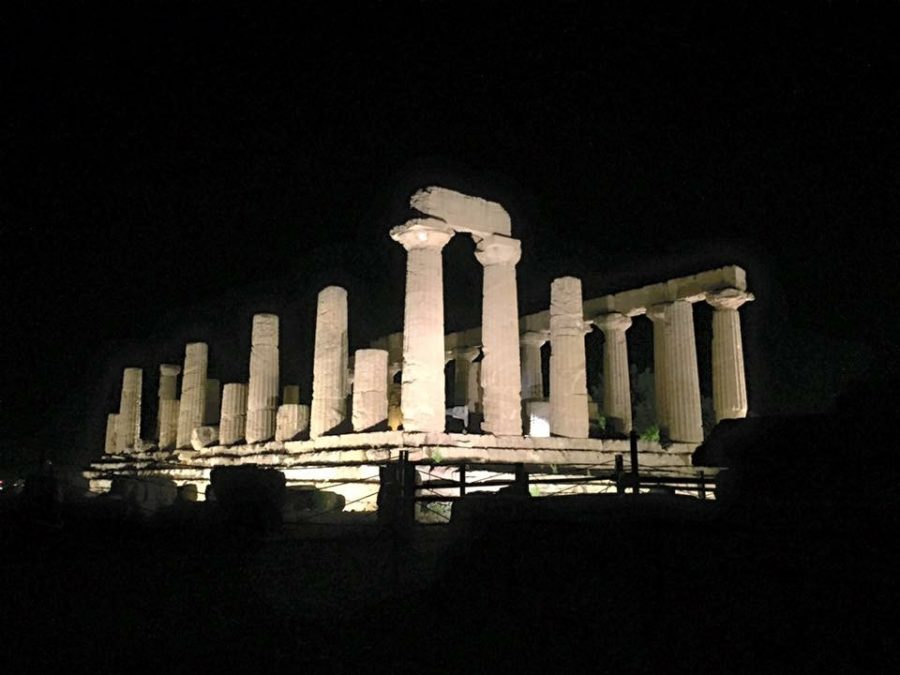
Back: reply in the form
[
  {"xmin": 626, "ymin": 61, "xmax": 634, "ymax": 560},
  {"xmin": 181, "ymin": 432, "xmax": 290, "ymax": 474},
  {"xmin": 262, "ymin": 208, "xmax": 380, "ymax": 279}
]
[{"xmin": 1, "ymin": 2, "xmax": 898, "ymax": 464}]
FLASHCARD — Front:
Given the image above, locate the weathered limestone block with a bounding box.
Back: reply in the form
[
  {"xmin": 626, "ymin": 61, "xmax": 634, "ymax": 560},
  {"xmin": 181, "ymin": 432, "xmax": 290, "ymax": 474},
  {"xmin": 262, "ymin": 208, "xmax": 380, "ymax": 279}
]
[
  {"xmin": 276, "ymin": 404, "xmax": 310, "ymax": 441},
  {"xmin": 649, "ymin": 301, "xmax": 703, "ymax": 443},
  {"xmin": 115, "ymin": 368, "xmax": 142, "ymax": 451},
  {"xmin": 246, "ymin": 314, "xmax": 280, "ymax": 443},
  {"xmin": 204, "ymin": 378, "xmax": 221, "ymax": 425},
  {"xmin": 594, "ymin": 312, "xmax": 633, "ymax": 434},
  {"xmin": 176, "ymin": 342, "xmax": 208, "ymax": 449},
  {"xmin": 390, "ymin": 219, "xmax": 454, "ymax": 432},
  {"xmin": 549, "ymin": 277, "xmax": 589, "ymax": 438},
  {"xmin": 104, "ymin": 413, "xmax": 118, "ymax": 454},
  {"xmin": 282, "ymin": 385, "xmax": 300, "ymax": 405},
  {"xmin": 157, "ymin": 399, "xmax": 180, "ymax": 450},
  {"xmin": 475, "ymin": 234, "xmax": 523, "ymax": 436},
  {"xmin": 219, "ymin": 383, "xmax": 248, "ymax": 445},
  {"xmin": 191, "ymin": 425, "xmax": 219, "ymax": 450},
  {"xmin": 310, "ymin": 286, "xmax": 349, "ymax": 438},
  {"xmin": 351, "ymin": 349, "xmax": 389, "ymax": 431},
  {"xmin": 520, "ymin": 330, "xmax": 548, "ymax": 400},
  {"xmin": 410, "ymin": 186, "xmax": 511, "ymax": 236},
  {"xmin": 707, "ymin": 289, "xmax": 753, "ymax": 421}
]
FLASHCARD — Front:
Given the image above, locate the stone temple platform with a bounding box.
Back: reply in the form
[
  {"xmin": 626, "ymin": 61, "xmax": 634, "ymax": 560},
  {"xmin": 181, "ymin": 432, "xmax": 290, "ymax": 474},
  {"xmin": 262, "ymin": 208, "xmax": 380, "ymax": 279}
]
[{"xmin": 85, "ymin": 432, "xmax": 713, "ymax": 511}]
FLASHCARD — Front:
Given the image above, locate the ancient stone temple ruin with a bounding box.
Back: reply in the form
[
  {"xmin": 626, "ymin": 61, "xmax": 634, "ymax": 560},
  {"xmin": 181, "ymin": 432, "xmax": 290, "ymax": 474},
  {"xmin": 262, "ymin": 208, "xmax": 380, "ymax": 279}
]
[{"xmin": 87, "ymin": 187, "xmax": 754, "ymax": 513}]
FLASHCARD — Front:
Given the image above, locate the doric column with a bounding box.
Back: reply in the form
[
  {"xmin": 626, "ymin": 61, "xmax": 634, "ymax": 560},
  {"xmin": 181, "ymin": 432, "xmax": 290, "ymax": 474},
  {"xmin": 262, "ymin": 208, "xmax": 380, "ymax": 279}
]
[
  {"xmin": 520, "ymin": 330, "xmax": 549, "ymax": 400},
  {"xmin": 176, "ymin": 342, "xmax": 208, "ymax": 449},
  {"xmin": 351, "ymin": 349, "xmax": 389, "ymax": 431},
  {"xmin": 549, "ymin": 277, "xmax": 589, "ymax": 438},
  {"xmin": 473, "ymin": 234, "xmax": 523, "ymax": 436},
  {"xmin": 310, "ymin": 286, "xmax": 349, "ymax": 438},
  {"xmin": 157, "ymin": 364, "xmax": 180, "ymax": 402},
  {"xmin": 448, "ymin": 347, "xmax": 480, "ymax": 407},
  {"xmin": 646, "ymin": 305, "xmax": 670, "ymax": 434},
  {"xmin": 219, "ymin": 383, "xmax": 248, "ymax": 445},
  {"xmin": 390, "ymin": 218, "xmax": 455, "ymax": 432},
  {"xmin": 158, "ymin": 400, "xmax": 179, "ymax": 450},
  {"xmin": 104, "ymin": 413, "xmax": 118, "ymax": 454},
  {"xmin": 706, "ymin": 288, "xmax": 754, "ymax": 422},
  {"xmin": 595, "ymin": 312, "xmax": 633, "ymax": 435},
  {"xmin": 276, "ymin": 404, "xmax": 310, "ymax": 441},
  {"xmin": 649, "ymin": 301, "xmax": 703, "ymax": 443},
  {"xmin": 467, "ymin": 360, "xmax": 483, "ymax": 414},
  {"xmin": 246, "ymin": 314, "xmax": 280, "ymax": 443},
  {"xmin": 204, "ymin": 379, "xmax": 221, "ymax": 425},
  {"xmin": 115, "ymin": 367, "xmax": 142, "ymax": 451}
]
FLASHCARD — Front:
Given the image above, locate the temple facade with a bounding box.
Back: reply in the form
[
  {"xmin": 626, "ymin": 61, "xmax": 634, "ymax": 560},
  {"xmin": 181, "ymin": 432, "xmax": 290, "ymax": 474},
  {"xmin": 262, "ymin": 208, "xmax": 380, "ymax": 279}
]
[{"xmin": 87, "ymin": 187, "xmax": 753, "ymax": 512}]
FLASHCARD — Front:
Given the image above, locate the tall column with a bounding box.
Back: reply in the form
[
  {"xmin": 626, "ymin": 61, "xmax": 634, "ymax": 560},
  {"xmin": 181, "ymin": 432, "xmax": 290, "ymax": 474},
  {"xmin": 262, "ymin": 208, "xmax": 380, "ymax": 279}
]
[
  {"xmin": 706, "ymin": 288, "xmax": 754, "ymax": 422},
  {"xmin": 157, "ymin": 364, "xmax": 180, "ymax": 402},
  {"xmin": 176, "ymin": 342, "xmax": 208, "ymax": 449},
  {"xmin": 246, "ymin": 314, "xmax": 280, "ymax": 443},
  {"xmin": 594, "ymin": 312, "xmax": 633, "ymax": 435},
  {"xmin": 520, "ymin": 330, "xmax": 548, "ymax": 400},
  {"xmin": 310, "ymin": 286, "xmax": 349, "ymax": 438},
  {"xmin": 115, "ymin": 367, "xmax": 142, "ymax": 451},
  {"xmin": 449, "ymin": 347, "xmax": 480, "ymax": 407},
  {"xmin": 158, "ymin": 400, "xmax": 180, "ymax": 450},
  {"xmin": 549, "ymin": 277, "xmax": 589, "ymax": 438},
  {"xmin": 474, "ymin": 234, "xmax": 523, "ymax": 436},
  {"xmin": 219, "ymin": 382, "xmax": 248, "ymax": 445},
  {"xmin": 390, "ymin": 219, "xmax": 455, "ymax": 432},
  {"xmin": 646, "ymin": 305, "xmax": 670, "ymax": 435},
  {"xmin": 351, "ymin": 349, "xmax": 389, "ymax": 431},
  {"xmin": 649, "ymin": 301, "xmax": 703, "ymax": 443},
  {"xmin": 104, "ymin": 413, "xmax": 118, "ymax": 454}
]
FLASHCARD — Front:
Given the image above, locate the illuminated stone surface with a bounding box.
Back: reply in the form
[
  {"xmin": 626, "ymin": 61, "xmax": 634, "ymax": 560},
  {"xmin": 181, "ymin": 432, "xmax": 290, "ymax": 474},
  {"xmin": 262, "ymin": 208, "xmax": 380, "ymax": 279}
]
[
  {"xmin": 104, "ymin": 413, "xmax": 118, "ymax": 454},
  {"xmin": 156, "ymin": 364, "xmax": 180, "ymax": 440},
  {"xmin": 176, "ymin": 342, "xmax": 208, "ymax": 449},
  {"xmin": 157, "ymin": 399, "xmax": 180, "ymax": 450},
  {"xmin": 191, "ymin": 425, "xmax": 219, "ymax": 450},
  {"xmin": 475, "ymin": 234, "xmax": 523, "ymax": 436},
  {"xmin": 115, "ymin": 368, "xmax": 142, "ymax": 451},
  {"xmin": 706, "ymin": 288, "xmax": 754, "ymax": 421},
  {"xmin": 520, "ymin": 330, "xmax": 548, "ymax": 400},
  {"xmin": 391, "ymin": 219, "xmax": 454, "ymax": 432},
  {"xmin": 410, "ymin": 186, "xmax": 511, "ymax": 237},
  {"xmin": 204, "ymin": 378, "xmax": 221, "ymax": 425},
  {"xmin": 649, "ymin": 301, "xmax": 703, "ymax": 443},
  {"xmin": 246, "ymin": 314, "xmax": 279, "ymax": 443},
  {"xmin": 219, "ymin": 382, "xmax": 248, "ymax": 445},
  {"xmin": 276, "ymin": 403, "xmax": 310, "ymax": 441},
  {"xmin": 550, "ymin": 277, "xmax": 589, "ymax": 438},
  {"xmin": 594, "ymin": 312, "xmax": 633, "ymax": 434},
  {"xmin": 525, "ymin": 400, "xmax": 551, "ymax": 437},
  {"xmin": 310, "ymin": 286, "xmax": 349, "ymax": 438},
  {"xmin": 351, "ymin": 349, "xmax": 389, "ymax": 431}
]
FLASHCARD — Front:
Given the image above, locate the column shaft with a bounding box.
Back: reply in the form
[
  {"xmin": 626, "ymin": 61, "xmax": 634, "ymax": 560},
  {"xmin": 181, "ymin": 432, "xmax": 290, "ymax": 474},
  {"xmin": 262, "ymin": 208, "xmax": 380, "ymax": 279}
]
[
  {"xmin": 158, "ymin": 400, "xmax": 180, "ymax": 450},
  {"xmin": 351, "ymin": 349, "xmax": 389, "ymax": 431},
  {"xmin": 549, "ymin": 277, "xmax": 589, "ymax": 438},
  {"xmin": 219, "ymin": 383, "xmax": 248, "ymax": 445},
  {"xmin": 707, "ymin": 289, "xmax": 753, "ymax": 421},
  {"xmin": 310, "ymin": 286, "xmax": 349, "ymax": 438},
  {"xmin": 176, "ymin": 342, "xmax": 208, "ymax": 449},
  {"xmin": 520, "ymin": 331, "xmax": 548, "ymax": 400},
  {"xmin": 204, "ymin": 379, "xmax": 221, "ymax": 425},
  {"xmin": 655, "ymin": 301, "xmax": 703, "ymax": 443},
  {"xmin": 156, "ymin": 364, "xmax": 181, "ymax": 440},
  {"xmin": 276, "ymin": 404, "xmax": 310, "ymax": 441},
  {"xmin": 647, "ymin": 307, "xmax": 670, "ymax": 434},
  {"xmin": 115, "ymin": 367, "xmax": 142, "ymax": 451},
  {"xmin": 104, "ymin": 413, "xmax": 118, "ymax": 454},
  {"xmin": 246, "ymin": 314, "xmax": 279, "ymax": 443},
  {"xmin": 596, "ymin": 313, "xmax": 633, "ymax": 434}
]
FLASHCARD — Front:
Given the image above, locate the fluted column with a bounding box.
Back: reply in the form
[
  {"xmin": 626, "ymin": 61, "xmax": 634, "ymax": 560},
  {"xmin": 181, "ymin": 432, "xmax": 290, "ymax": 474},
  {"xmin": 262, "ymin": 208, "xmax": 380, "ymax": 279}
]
[
  {"xmin": 649, "ymin": 301, "xmax": 703, "ymax": 443},
  {"xmin": 104, "ymin": 413, "xmax": 118, "ymax": 454},
  {"xmin": 276, "ymin": 404, "xmax": 310, "ymax": 441},
  {"xmin": 448, "ymin": 347, "xmax": 480, "ymax": 407},
  {"xmin": 474, "ymin": 234, "xmax": 523, "ymax": 435},
  {"xmin": 310, "ymin": 286, "xmax": 349, "ymax": 438},
  {"xmin": 520, "ymin": 330, "xmax": 548, "ymax": 400},
  {"xmin": 351, "ymin": 349, "xmax": 389, "ymax": 431},
  {"xmin": 646, "ymin": 305, "xmax": 670, "ymax": 435},
  {"xmin": 549, "ymin": 277, "xmax": 589, "ymax": 438},
  {"xmin": 706, "ymin": 288, "xmax": 754, "ymax": 422},
  {"xmin": 595, "ymin": 312, "xmax": 633, "ymax": 435},
  {"xmin": 219, "ymin": 382, "xmax": 248, "ymax": 445},
  {"xmin": 390, "ymin": 218, "xmax": 455, "ymax": 432},
  {"xmin": 115, "ymin": 367, "xmax": 142, "ymax": 451},
  {"xmin": 176, "ymin": 342, "xmax": 208, "ymax": 449},
  {"xmin": 246, "ymin": 314, "xmax": 279, "ymax": 443}
]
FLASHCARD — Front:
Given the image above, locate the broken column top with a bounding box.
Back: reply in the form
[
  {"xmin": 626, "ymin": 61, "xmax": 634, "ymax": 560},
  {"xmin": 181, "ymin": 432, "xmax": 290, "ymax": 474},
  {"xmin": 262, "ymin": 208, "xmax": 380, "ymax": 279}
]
[
  {"xmin": 159, "ymin": 363, "xmax": 181, "ymax": 377},
  {"xmin": 390, "ymin": 217, "xmax": 455, "ymax": 250},
  {"xmin": 251, "ymin": 313, "xmax": 279, "ymax": 345},
  {"xmin": 410, "ymin": 186, "xmax": 511, "ymax": 237}
]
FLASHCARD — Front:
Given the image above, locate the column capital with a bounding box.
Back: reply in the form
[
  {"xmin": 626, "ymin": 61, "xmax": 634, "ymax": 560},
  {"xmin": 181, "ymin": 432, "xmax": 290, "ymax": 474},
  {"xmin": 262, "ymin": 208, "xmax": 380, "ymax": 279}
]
[
  {"xmin": 390, "ymin": 218, "xmax": 455, "ymax": 251},
  {"xmin": 594, "ymin": 312, "xmax": 632, "ymax": 333},
  {"xmin": 520, "ymin": 330, "xmax": 550, "ymax": 347},
  {"xmin": 159, "ymin": 364, "xmax": 181, "ymax": 377},
  {"xmin": 473, "ymin": 234, "xmax": 521, "ymax": 267},
  {"xmin": 706, "ymin": 288, "xmax": 754, "ymax": 311},
  {"xmin": 447, "ymin": 346, "xmax": 481, "ymax": 362},
  {"xmin": 646, "ymin": 302, "xmax": 672, "ymax": 323}
]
